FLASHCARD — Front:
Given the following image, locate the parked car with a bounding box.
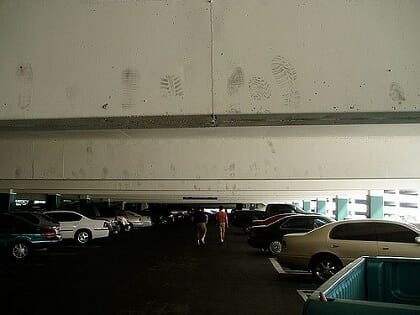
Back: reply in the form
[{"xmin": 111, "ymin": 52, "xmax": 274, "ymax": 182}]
[
  {"xmin": 121, "ymin": 210, "xmax": 152, "ymax": 229},
  {"xmin": 232, "ymin": 204, "xmax": 307, "ymax": 228},
  {"xmin": 278, "ymin": 219, "xmax": 420, "ymax": 282},
  {"xmin": 247, "ymin": 214, "xmax": 334, "ymax": 254},
  {"xmin": 12, "ymin": 211, "xmax": 60, "ymax": 230},
  {"xmin": 78, "ymin": 207, "xmax": 129, "ymax": 234},
  {"xmin": 44, "ymin": 210, "xmax": 110, "ymax": 245},
  {"xmin": 243, "ymin": 213, "xmax": 299, "ymax": 233},
  {"xmin": 231, "ymin": 210, "xmax": 267, "ymax": 228},
  {"xmin": 0, "ymin": 213, "xmax": 62, "ymax": 260},
  {"xmin": 264, "ymin": 203, "xmax": 307, "ymax": 217}
]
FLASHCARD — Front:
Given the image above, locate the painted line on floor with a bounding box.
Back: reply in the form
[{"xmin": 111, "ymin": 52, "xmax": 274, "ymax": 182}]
[
  {"xmin": 297, "ymin": 289, "xmax": 315, "ymax": 302},
  {"xmin": 269, "ymin": 258, "xmax": 311, "ymax": 275},
  {"xmin": 269, "ymin": 257, "xmax": 286, "ymax": 274}
]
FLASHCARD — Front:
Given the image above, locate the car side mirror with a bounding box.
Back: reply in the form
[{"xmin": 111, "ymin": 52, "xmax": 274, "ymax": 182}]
[{"xmin": 415, "ymin": 236, "xmax": 420, "ymax": 244}]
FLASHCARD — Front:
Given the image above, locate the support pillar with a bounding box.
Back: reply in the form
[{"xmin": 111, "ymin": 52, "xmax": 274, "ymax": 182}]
[
  {"xmin": 336, "ymin": 197, "xmax": 348, "ymax": 221},
  {"xmin": 368, "ymin": 190, "xmax": 384, "ymax": 219},
  {"xmin": 46, "ymin": 194, "xmax": 63, "ymax": 210},
  {"xmin": 303, "ymin": 200, "xmax": 311, "ymax": 212},
  {"xmin": 316, "ymin": 199, "xmax": 326, "ymax": 215},
  {"xmin": 0, "ymin": 191, "xmax": 16, "ymax": 212}
]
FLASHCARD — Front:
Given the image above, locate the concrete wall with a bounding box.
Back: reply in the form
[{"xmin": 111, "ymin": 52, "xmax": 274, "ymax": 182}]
[
  {"xmin": 1, "ymin": 124, "xmax": 420, "ymax": 202},
  {"xmin": 0, "ymin": 0, "xmax": 419, "ymax": 120},
  {"xmin": 1, "ymin": 0, "xmax": 420, "ymax": 201}
]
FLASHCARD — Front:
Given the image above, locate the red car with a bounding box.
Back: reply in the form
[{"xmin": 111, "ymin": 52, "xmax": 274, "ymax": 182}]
[{"xmin": 244, "ymin": 213, "xmax": 298, "ymax": 233}]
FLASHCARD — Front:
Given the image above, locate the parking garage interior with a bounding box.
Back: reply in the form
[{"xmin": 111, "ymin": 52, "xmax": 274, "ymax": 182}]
[{"xmin": 1, "ymin": 1, "xmax": 420, "ymax": 314}]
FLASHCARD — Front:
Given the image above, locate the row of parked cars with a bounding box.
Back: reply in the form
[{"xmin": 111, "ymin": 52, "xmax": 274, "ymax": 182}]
[
  {"xmin": 244, "ymin": 208, "xmax": 420, "ymax": 282},
  {"xmin": 0, "ymin": 209, "xmax": 152, "ymax": 261}
]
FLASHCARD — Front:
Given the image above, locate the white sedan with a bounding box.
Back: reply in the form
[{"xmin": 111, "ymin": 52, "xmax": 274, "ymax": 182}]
[
  {"xmin": 124, "ymin": 210, "xmax": 153, "ymax": 229},
  {"xmin": 44, "ymin": 210, "xmax": 110, "ymax": 245}
]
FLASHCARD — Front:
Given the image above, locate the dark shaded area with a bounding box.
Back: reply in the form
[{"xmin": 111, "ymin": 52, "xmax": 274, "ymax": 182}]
[
  {"xmin": 1, "ymin": 224, "xmax": 317, "ymax": 315},
  {"xmin": 1, "ymin": 111, "xmax": 420, "ymax": 131}
]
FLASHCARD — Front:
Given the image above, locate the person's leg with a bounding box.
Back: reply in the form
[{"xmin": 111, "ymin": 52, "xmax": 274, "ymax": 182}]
[
  {"xmin": 222, "ymin": 223, "xmax": 226, "ymax": 241},
  {"xmin": 219, "ymin": 223, "xmax": 226, "ymax": 243},
  {"xmin": 196, "ymin": 224, "xmax": 202, "ymax": 245},
  {"xmin": 201, "ymin": 224, "xmax": 207, "ymax": 244}
]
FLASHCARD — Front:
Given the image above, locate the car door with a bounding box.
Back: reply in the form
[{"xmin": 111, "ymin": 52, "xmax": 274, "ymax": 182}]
[
  {"xmin": 375, "ymin": 222, "xmax": 420, "ymax": 258},
  {"xmin": 47, "ymin": 212, "xmax": 81, "ymax": 239},
  {"xmin": 328, "ymin": 222, "xmax": 379, "ymax": 266}
]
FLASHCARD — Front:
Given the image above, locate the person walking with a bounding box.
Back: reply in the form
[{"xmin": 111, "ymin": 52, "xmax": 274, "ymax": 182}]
[
  {"xmin": 216, "ymin": 205, "xmax": 228, "ymax": 244},
  {"xmin": 192, "ymin": 207, "xmax": 208, "ymax": 245}
]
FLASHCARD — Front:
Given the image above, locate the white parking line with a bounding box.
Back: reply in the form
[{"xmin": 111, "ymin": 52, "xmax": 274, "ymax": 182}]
[
  {"xmin": 297, "ymin": 289, "xmax": 315, "ymax": 301},
  {"xmin": 269, "ymin": 257, "xmax": 286, "ymax": 274},
  {"xmin": 269, "ymin": 258, "xmax": 311, "ymax": 275}
]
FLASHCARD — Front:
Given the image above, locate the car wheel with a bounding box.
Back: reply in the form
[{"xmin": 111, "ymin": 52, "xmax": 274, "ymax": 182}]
[
  {"xmin": 75, "ymin": 230, "xmax": 91, "ymax": 245},
  {"xmin": 268, "ymin": 241, "xmax": 282, "ymax": 255},
  {"xmin": 11, "ymin": 242, "xmax": 30, "ymax": 260},
  {"xmin": 312, "ymin": 255, "xmax": 342, "ymax": 283}
]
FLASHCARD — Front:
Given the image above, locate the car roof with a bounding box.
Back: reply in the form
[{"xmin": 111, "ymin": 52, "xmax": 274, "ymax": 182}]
[
  {"xmin": 0, "ymin": 212, "xmax": 37, "ymax": 225},
  {"xmin": 44, "ymin": 210, "xmax": 81, "ymax": 215},
  {"xmin": 265, "ymin": 213, "xmax": 334, "ymax": 226},
  {"xmin": 312, "ymin": 218, "xmax": 420, "ymax": 232}
]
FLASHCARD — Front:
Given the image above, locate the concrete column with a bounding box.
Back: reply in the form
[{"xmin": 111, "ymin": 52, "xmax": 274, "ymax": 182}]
[
  {"xmin": 46, "ymin": 194, "xmax": 63, "ymax": 210},
  {"xmin": 303, "ymin": 200, "xmax": 311, "ymax": 212},
  {"xmin": 368, "ymin": 190, "xmax": 384, "ymax": 219},
  {"xmin": 336, "ymin": 197, "xmax": 348, "ymax": 221},
  {"xmin": 0, "ymin": 191, "xmax": 16, "ymax": 212},
  {"xmin": 316, "ymin": 199, "xmax": 326, "ymax": 215}
]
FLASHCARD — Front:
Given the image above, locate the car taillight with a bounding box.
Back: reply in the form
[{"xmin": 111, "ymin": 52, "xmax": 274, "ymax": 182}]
[{"xmin": 41, "ymin": 228, "xmax": 56, "ymax": 237}]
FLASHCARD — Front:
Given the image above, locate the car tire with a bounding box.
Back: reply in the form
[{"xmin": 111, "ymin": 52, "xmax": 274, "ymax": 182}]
[
  {"xmin": 74, "ymin": 229, "xmax": 91, "ymax": 245},
  {"xmin": 311, "ymin": 255, "xmax": 342, "ymax": 283},
  {"xmin": 11, "ymin": 241, "xmax": 30, "ymax": 260},
  {"xmin": 268, "ymin": 241, "xmax": 282, "ymax": 255}
]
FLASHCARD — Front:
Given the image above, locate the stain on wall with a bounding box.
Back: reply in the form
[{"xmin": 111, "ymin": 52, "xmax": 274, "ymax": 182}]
[
  {"xmin": 248, "ymin": 76, "xmax": 271, "ymax": 100},
  {"xmin": 271, "ymin": 56, "xmax": 300, "ymax": 107},
  {"xmin": 228, "ymin": 102, "xmax": 241, "ymax": 113},
  {"xmin": 160, "ymin": 75, "xmax": 184, "ymax": 97},
  {"xmin": 15, "ymin": 168, "xmax": 22, "ymax": 179},
  {"xmin": 389, "ymin": 82, "xmax": 406, "ymax": 104},
  {"xmin": 267, "ymin": 140, "xmax": 276, "ymax": 154},
  {"xmin": 65, "ymin": 86, "xmax": 79, "ymax": 107},
  {"xmin": 121, "ymin": 68, "xmax": 139, "ymax": 109},
  {"xmin": 227, "ymin": 67, "xmax": 244, "ymax": 96},
  {"xmin": 16, "ymin": 63, "xmax": 33, "ymax": 110},
  {"xmin": 122, "ymin": 169, "xmax": 130, "ymax": 178},
  {"xmin": 102, "ymin": 167, "xmax": 109, "ymax": 179}
]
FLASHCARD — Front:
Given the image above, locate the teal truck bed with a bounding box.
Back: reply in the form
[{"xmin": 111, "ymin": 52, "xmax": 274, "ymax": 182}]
[{"xmin": 303, "ymin": 256, "xmax": 420, "ymax": 315}]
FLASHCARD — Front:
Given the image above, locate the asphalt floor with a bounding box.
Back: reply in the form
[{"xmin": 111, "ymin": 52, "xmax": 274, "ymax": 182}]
[{"xmin": 1, "ymin": 221, "xmax": 319, "ymax": 315}]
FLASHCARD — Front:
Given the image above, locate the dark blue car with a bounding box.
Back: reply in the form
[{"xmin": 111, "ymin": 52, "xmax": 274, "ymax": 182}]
[{"xmin": 0, "ymin": 212, "xmax": 62, "ymax": 260}]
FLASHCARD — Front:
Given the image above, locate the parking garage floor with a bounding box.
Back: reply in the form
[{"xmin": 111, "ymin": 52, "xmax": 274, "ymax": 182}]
[{"xmin": 2, "ymin": 223, "xmax": 319, "ymax": 315}]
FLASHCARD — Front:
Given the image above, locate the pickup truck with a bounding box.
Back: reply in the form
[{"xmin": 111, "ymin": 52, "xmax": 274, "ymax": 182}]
[{"xmin": 303, "ymin": 256, "xmax": 420, "ymax": 315}]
